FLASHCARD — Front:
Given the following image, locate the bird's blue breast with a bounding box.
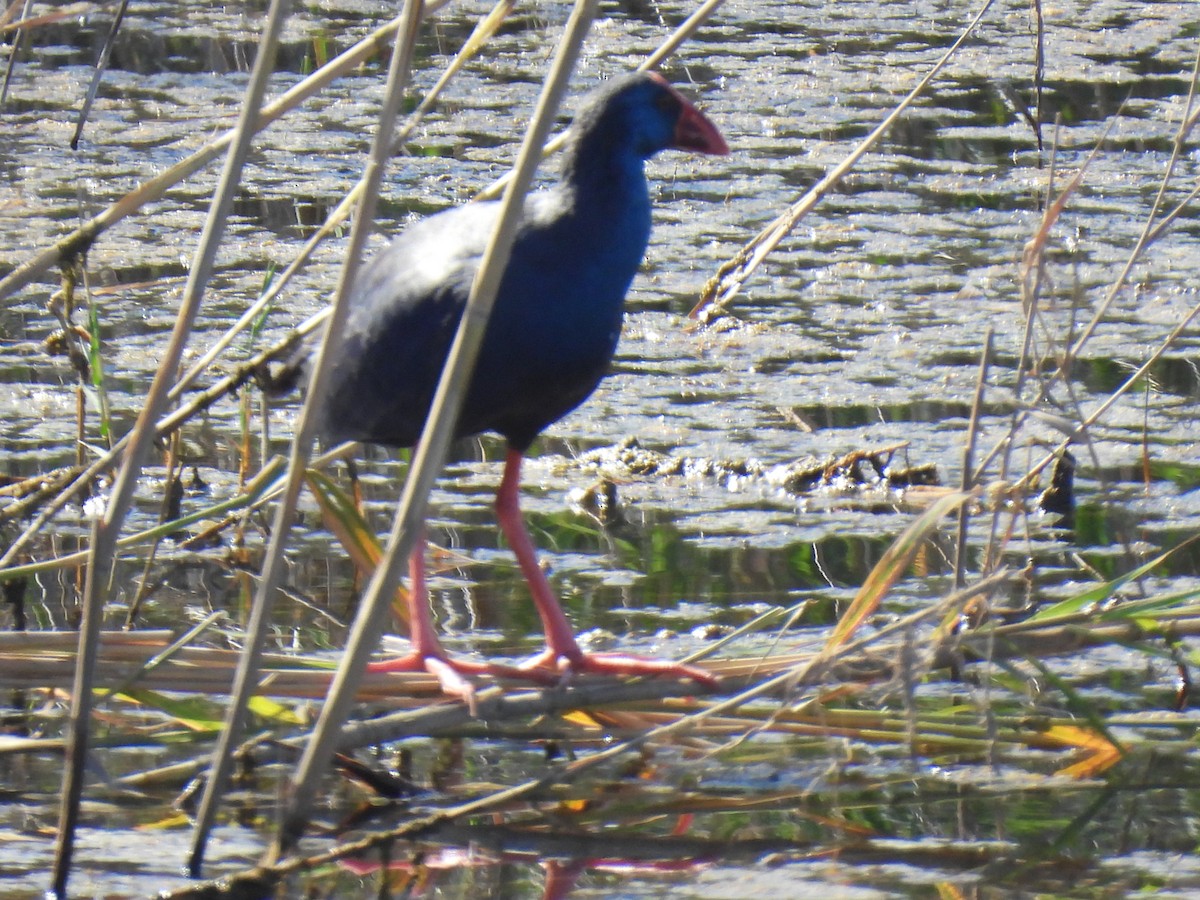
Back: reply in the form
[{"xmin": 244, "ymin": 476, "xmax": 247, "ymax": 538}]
[{"xmin": 321, "ymin": 188, "xmax": 653, "ymax": 451}]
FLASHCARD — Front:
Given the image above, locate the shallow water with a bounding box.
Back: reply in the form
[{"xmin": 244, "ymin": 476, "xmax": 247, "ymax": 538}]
[{"xmin": 1, "ymin": 0, "xmax": 1200, "ymax": 897}]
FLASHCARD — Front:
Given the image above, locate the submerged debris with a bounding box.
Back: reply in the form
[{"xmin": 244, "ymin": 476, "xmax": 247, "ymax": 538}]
[
  {"xmin": 1037, "ymin": 449, "xmax": 1076, "ymax": 526},
  {"xmin": 572, "ymin": 437, "xmax": 940, "ymax": 499},
  {"xmin": 569, "ymin": 477, "xmax": 625, "ymax": 527}
]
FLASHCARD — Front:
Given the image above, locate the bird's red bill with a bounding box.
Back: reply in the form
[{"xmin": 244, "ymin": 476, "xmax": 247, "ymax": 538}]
[{"xmin": 672, "ymin": 97, "xmax": 728, "ymax": 156}]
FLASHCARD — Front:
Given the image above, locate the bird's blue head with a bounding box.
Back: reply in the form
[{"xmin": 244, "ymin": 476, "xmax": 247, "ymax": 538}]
[{"xmin": 566, "ymin": 71, "xmax": 728, "ymax": 172}]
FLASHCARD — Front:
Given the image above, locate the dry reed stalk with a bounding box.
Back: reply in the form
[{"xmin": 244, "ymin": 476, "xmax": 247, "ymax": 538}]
[{"xmin": 954, "ymin": 328, "xmax": 993, "ymax": 589}]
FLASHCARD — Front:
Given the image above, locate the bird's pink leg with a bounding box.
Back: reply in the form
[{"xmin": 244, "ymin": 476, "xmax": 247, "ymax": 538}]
[
  {"xmin": 367, "ymin": 531, "xmax": 556, "ymax": 706},
  {"xmin": 495, "ymin": 448, "xmax": 717, "ymax": 688}
]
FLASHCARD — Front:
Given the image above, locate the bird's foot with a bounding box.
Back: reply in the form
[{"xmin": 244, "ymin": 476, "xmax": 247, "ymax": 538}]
[
  {"xmin": 367, "ymin": 652, "xmax": 561, "ymax": 713},
  {"xmin": 367, "ymin": 652, "xmax": 483, "ymax": 711},
  {"xmin": 367, "ymin": 646, "xmax": 717, "ymax": 713},
  {"xmin": 522, "ymin": 648, "xmax": 718, "ymax": 689}
]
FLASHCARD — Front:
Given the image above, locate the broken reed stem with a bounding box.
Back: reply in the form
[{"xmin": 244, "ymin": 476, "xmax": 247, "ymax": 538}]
[
  {"xmin": 1031, "ymin": 0, "xmax": 1044, "ymax": 153},
  {"xmin": 100, "ymin": 610, "xmax": 230, "ymax": 702},
  {"xmin": 123, "ymin": 435, "xmax": 182, "ymax": 627},
  {"xmin": 70, "ymin": 0, "xmax": 129, "ymax": 149},
  {"xmin": 954, "ymin": 328, "xmax": 992, "ymax": 589},
  {"xmin": 79, "ymin": 263, "xmax": 113, "ymax": 446}
]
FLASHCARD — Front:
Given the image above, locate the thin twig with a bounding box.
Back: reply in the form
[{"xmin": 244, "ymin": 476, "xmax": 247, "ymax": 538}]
[
  {"xmin": 70, "ymin": 0, "xmax": 129, "ymax": 149},
  {"xmin": 955, "ymin": 328, "xmax": 992, "ymax": 589}
]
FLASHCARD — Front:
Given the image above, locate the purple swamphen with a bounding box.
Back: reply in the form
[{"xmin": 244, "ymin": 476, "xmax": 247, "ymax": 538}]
[{"xmin": 318, "ymin": 72, "xmax": 727, "ymax": 699}]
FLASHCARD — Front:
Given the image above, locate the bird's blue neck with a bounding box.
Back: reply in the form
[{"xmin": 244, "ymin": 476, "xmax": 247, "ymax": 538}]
[{"xmin": 559, "ymin": 143, "xmax": 653, "ymax": 260}]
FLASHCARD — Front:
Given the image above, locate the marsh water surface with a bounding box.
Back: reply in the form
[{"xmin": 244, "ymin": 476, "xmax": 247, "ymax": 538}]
[{"xmin": 2, "ymin": 0, "xmax": 1200, "ymax": 897}]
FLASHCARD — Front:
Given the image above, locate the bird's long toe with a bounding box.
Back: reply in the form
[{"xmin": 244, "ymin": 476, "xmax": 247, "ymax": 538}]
[
  {"xmin": 575, "ymin": 653, "xmax": 719, "ymax": 688},
  {"xmin": 368, "ymin": 651, "xmax": 562, "ymax": 698},
  {"xmin": 521, "ymin": 649, "xmax": 718, "ymax": 689},
  {"xmin": 367, "ymin": 653, "xmax": 487, "ymax": 709}
]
